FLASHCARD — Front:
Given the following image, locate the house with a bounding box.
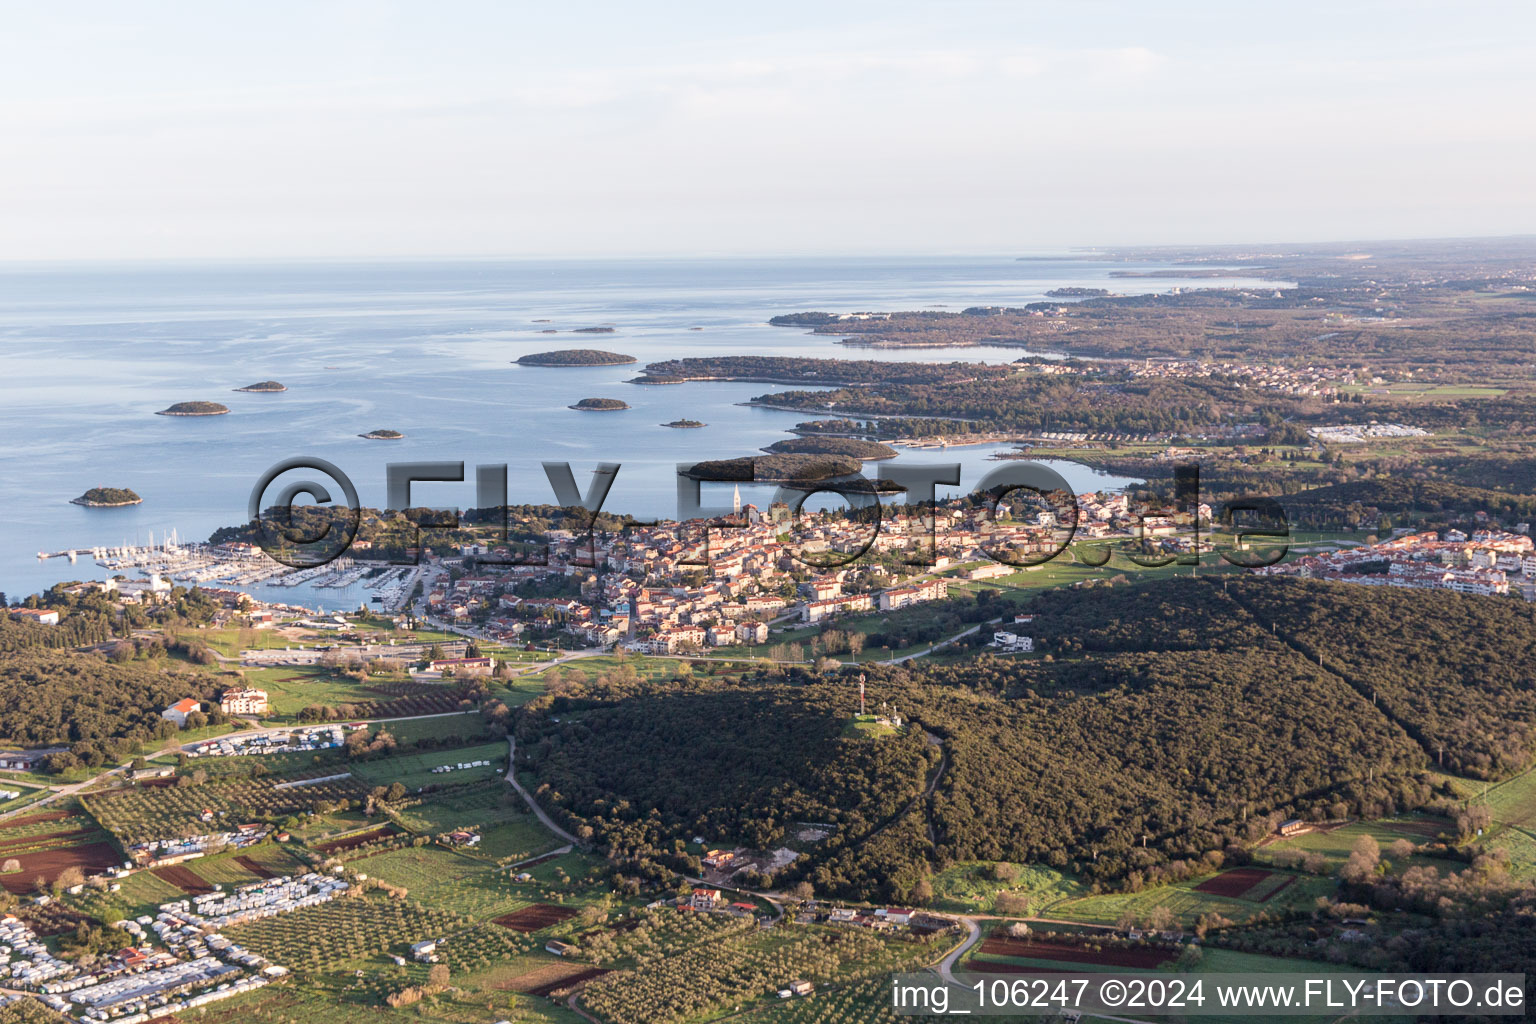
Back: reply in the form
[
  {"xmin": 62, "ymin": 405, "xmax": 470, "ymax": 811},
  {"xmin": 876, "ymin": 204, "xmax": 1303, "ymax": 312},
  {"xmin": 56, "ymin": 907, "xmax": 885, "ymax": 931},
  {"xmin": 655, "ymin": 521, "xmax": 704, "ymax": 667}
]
[
  {"xmin": 161, "ymin": 698, "xmax": 202, "ymax": 728},
  {"xmin": 427, "ymin": 656, "xmax": 496, "ymax": 674},
  {"xmin": 877, "ymin": 579, "xmax": 947, "ymax": 612},
  {"xmin": 702, "ymin": 850, "xmax": 735, "ymax": 869},
  {"xmin": 689, "ymin": 888, "xmax": 722, "ymax": 911},
  {"xmin": 787, "ymin": 980, "xmax": 814, "ymax": 996},
  {"xmin": 127, "ymin": 765, "xmax": 176, "ymax": 781},
  {"xmin": 9, "ymin": 608, "xmax": 60, "ymax": 626},
  {"xmin": 878, "ymin": 908, "xmax": 914, "ymax": 926},
  {"xmin": 219, "ymin": 687, "xmax": 270, "ymax": 716},
  {"xmin": 409, "ymin": 939, "xmax": 439, "ymax": 962},
  {"xmin": 1277, "ymin": 818, "xmax": 1306, "ymax": 837},
  {"xmin": 734, "ymin": 620, "xmax": 769, "ymax": 645},
  {"xmin": 545, "ymin": 940, "xmax": 578, "ymax": 957}
]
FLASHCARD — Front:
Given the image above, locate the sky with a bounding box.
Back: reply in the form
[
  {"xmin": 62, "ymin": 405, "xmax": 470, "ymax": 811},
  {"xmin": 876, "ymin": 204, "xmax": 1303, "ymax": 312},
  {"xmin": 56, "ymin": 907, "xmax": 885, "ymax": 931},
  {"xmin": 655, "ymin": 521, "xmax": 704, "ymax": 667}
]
[{"xmin": 2, "ymin": 0, "xmax": 1535, "ymax": 259}]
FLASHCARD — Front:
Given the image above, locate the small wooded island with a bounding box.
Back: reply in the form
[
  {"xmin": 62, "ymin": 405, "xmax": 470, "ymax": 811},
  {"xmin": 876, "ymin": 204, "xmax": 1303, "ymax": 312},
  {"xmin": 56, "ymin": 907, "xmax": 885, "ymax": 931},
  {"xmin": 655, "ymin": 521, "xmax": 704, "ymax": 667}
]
[
  {"xmin": 661, "ymin": 418, "xmax": 706, "ymax": 428},
  {"xmin": 71, "ymin": 487, "xmax": 142, "ymax": 507},
  {"xmin": 570, "ymin": 398, "xmax": 630, "ymax": 411},
  {"xmin": 516, "ymin": 349, "xmax": 636, "ymax": 366},
  {"xmin": 359, "ymin": 428, "xmax": 405, "ymax": 440},
  {"xmin": 234, "ymin": 380, "xmax": 287, "ymax": 392},
  {"xmin": 156, "ymin": 401, "xmax": 229, "ymax": 416}
]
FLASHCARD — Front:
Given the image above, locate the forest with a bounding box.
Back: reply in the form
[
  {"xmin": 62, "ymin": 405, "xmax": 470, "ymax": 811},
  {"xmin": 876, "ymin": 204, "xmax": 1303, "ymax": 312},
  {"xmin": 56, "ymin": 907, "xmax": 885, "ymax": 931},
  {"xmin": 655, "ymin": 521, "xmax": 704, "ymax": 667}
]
[
  {"xmin": 513, "ymin": 576, "xmax": 1520, "ymax": 900},
  {"xmin": 0, "ymin": 648, "xmax": 209, "ymax": 760}
]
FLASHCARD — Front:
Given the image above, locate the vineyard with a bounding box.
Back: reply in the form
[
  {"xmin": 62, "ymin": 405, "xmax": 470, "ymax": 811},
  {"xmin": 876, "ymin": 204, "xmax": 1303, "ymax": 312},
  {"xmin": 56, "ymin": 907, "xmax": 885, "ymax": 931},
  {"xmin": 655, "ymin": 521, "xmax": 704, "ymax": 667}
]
[
  {"xmin": 580, "ymin": 924, "xmax": 919, "ymax": 1024},
  {"xmin": 222, "ymin": 893, "xmax": 465, "ymax": 972},
  {"xmin": 83, "ymin": 771, "xmax": 370, "ymax": 844}
]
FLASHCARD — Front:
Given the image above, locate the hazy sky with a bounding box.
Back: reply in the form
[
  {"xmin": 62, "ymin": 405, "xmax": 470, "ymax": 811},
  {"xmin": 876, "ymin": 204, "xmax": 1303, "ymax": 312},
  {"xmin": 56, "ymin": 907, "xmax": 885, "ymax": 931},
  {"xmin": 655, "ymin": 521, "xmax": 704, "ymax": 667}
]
[{"xmin": 3, "ymin": 0, "xmax": 1534, "ymax": 259}]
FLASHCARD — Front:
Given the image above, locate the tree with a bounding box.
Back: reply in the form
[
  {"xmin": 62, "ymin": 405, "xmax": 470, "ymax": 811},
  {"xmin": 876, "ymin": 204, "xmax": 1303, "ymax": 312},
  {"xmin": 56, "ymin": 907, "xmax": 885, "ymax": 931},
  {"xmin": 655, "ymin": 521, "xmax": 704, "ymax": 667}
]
[{"xmin": 426, "ymin": 963, "xmax": 450, "ymax": 989}]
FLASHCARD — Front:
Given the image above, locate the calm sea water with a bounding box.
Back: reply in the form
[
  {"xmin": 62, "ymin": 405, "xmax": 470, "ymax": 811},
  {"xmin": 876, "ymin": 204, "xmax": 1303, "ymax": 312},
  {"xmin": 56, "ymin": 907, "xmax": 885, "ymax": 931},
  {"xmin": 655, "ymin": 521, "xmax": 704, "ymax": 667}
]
[{"xmin": 0, "ymin": 255, "xmax": 1289, "ymax": 602}]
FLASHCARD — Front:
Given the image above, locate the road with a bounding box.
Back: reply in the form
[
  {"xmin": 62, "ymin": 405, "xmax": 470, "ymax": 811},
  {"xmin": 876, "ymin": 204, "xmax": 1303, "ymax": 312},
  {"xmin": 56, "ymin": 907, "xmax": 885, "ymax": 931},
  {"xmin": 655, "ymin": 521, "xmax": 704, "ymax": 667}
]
[{"xmin": 504, "ymin": 733, "xmax": 582, "ymax": 846}]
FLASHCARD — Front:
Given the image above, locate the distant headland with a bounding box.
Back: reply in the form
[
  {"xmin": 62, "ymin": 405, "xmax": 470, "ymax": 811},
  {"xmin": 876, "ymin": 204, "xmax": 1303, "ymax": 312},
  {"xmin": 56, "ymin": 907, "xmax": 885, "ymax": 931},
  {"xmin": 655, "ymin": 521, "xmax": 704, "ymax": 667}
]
[
  {"xmin": 517, "ymin": 349, "xmax": 637, "ymax": 366},
  {"xmin": 71, "ymin": 487, "xmax": 142, "ymax": 507},
  {"xmin": 156, "ymin": 401, "xmax": 229, "ymax": 416},
  {"xmin": 570, "ymin": 398, "xmax": 630, "ymax": 411},
  {"xmin": 359, "ymin": 428, "xmax": 405, "ymax": 440},
  {"xmin": 234, "ymin": 380, "xmax": 287, "ymax": 392}
]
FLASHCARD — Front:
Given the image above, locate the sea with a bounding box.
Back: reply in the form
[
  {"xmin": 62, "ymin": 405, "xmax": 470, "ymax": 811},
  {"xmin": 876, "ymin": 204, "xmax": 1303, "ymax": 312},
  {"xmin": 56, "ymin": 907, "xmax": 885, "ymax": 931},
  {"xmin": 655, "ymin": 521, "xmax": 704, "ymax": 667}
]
[{"xmin": 0, "ymin": 255, "xmax": 1292, "ymax": 605}]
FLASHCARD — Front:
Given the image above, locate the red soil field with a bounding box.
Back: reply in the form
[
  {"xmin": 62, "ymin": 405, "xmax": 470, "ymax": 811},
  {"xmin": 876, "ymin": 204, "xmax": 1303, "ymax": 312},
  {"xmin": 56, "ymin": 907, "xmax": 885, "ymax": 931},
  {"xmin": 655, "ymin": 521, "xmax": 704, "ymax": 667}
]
[
  {"xmin": 0, "ymin": 828, "xmax": 97, "ymax": 852},
  {"xmin": 314, "ymin": 825, "xmax": 398, "ymax": 854},
  {"xmin": 0, "ymin": 841, "xmax": 123, "ymax": 893},
  {"xmin": 978, "ymin": 936, "xmax": 1174, "ymax": 969},
  {"xmin": 526, "ymin": 967, "xmax": 609, "ymax": 997},
  {"xmin": 1253, "ymin": 874, "xmax": 1297, "ymax": 903},
  {"xmin": 964, "ymin": 962, "xmax": 1068, "ymax": 974},
  {"xmin": 153, "ymin": 864, "xmax": 215, "ymax": 895},
  {"xmin": 0, "ymin": 810, "xmax": 71, "ymax": 830},
  {"xmin": 234, "ymin": 855, "xmax": 279, "ymax": 878},
  {"xmin": 492, "ymin": 903, "xmax": 579, "ymax": 933},
  {"xmin": 1194, "ymin": 867, "xmax": 1275, "ymax": 898}
]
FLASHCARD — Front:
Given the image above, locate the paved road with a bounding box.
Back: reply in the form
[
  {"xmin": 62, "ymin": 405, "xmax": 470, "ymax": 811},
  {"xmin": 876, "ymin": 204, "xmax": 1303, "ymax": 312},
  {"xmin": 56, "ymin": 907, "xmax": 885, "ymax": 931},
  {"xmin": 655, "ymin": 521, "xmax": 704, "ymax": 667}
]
[{"xmin": 504, "ymin": 734, "xmax": 582, "ymax": 846}]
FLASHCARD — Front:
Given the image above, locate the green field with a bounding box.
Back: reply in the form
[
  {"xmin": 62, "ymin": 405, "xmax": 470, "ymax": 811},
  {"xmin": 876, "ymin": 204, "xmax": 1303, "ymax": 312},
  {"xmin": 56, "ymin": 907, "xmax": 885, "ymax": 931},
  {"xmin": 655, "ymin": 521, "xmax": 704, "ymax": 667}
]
[
  {"xmin": 928, "ymin": 860, "xmax": 1083, "ymax": 914},
  {"xmin": 351, "ymin": 741, "xmax": 507, "ymax": 790},
  {"xmin": 1257, "ymin": 819, "xmax": 1447, "ymax": 870},
  {"xmin": 1046, "ymin": 870, "xmax": 1331, "ymax": 928}
]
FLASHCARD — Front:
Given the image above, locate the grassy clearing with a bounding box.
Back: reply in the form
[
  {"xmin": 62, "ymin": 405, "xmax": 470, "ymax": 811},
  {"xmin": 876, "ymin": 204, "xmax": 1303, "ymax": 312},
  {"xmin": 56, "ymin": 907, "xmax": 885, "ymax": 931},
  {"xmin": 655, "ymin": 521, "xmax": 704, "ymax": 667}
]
[
  {"xmin": 351, "ymin": 741, "xmax": 507, "ymax": 790},
  {"xmin": 1046, "ymin": 872, "xmax": 1330, "ymax": 928},
  {"xmin": 1256, "ymin": 820, "xmax": 1448, "ymax": 870},
  {"xmin": 928, "ymin": 860, "xmax": 1083, "ymax": 914}
]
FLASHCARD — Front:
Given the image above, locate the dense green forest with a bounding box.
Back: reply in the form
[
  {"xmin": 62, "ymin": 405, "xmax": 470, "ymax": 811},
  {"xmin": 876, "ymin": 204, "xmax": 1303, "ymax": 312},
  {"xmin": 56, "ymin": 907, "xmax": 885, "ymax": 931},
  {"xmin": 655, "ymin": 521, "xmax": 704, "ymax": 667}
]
[
  {"xmin": 516, "ymin": 672, "xmax": 936, "ymax": 867},
  {"xmin": 515, "ymin": 576, "xmax": 1530, "ymax": 900},
  {"xmin": 0, "ymin": 649, "xmax": 209, "ymax": 760}
]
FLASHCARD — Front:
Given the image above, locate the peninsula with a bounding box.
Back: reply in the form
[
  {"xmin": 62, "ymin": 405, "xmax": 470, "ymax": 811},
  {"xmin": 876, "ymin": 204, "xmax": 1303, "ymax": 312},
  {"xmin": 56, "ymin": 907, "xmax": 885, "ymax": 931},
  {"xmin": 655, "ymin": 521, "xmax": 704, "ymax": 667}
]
[
  {"xmin": 70, "ymin": 486, "xmax": 142, "ymax": 507},
  {"xmin": 156, "ymin": 401, "xmax": 229, "ymax": 416},
  {"xmin": 516, "ymin": 349, "xmax": 636, "ymax": 366}
]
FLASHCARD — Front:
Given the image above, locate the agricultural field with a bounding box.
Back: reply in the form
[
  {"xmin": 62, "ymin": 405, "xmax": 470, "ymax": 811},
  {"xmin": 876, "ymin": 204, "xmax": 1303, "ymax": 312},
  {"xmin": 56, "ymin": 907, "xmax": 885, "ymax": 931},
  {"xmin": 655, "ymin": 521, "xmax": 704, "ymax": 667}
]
[
  {"xmin": 350, "ymin": 740, "xmax": 506, "ymax": 790},
  {"xmin": 0, "ymin": 807, "xmax": 122, "ymax": 895},
  {"xmin": 1483, "ymin": 762, "xmax": 1536, "ymax": 829},
  {"xmin": 1046, "ymin": 870, "xmax": 1331, "ymax": 928},
  {"xmin": 388, "ymin": 779, "xmax": 526, "ymax": 833},
  {"xmin": 1255, "ymin": 819, "xmax": 1448, "ymax": 871},
  {"xmin": 580, "ymin": 921, "xmax": 936, "ymax": 1024},
  {"xmin": 222, "ymin": 892, "xmax": 465, "ymax": 973},
  {"xmin": 82, "ymin": 769, "xmax": 370, "ymax": 844},
  {"xmin": 176, "ymin": 972, "xmax": 589, "ymax": 1024}
]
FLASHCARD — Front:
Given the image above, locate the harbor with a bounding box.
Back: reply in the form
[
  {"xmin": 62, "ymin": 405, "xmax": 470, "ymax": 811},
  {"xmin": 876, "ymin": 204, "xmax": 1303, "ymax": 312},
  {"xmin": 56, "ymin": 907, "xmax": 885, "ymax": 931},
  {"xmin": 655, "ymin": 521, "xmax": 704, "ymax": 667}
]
[{"xmin": 36, "ymin": 530, "xmax": 425, "ymax": 614}]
